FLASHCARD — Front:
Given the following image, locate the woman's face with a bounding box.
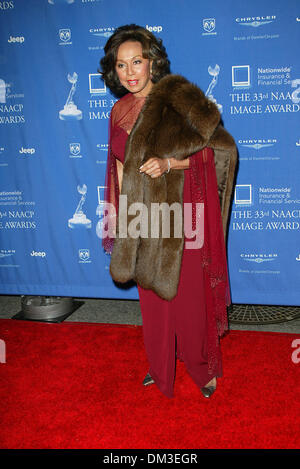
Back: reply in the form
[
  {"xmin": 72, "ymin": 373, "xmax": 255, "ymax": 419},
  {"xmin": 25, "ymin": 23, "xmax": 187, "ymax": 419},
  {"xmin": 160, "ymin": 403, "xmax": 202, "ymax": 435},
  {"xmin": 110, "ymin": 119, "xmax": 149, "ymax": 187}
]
[{"xmin": 115, "ymin": 41, "xmax": 153, "ymax": 97}]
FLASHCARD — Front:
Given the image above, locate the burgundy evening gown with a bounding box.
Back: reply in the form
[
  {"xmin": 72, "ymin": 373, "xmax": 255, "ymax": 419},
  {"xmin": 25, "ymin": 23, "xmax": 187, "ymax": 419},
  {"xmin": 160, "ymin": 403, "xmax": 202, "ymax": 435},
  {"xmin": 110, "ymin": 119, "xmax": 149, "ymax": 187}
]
[{"xmin": 104, "ymin": 93, "xmax": 229, "ymax": 398}]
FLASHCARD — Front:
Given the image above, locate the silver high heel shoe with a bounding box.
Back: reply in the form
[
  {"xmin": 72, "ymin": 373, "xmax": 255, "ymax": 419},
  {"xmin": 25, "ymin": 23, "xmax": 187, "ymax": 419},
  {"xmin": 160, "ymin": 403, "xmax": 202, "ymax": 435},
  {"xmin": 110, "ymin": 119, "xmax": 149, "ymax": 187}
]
[
  {"xmin": 143, "ymin": 372, "xmax": 155, "ymax": 386},
  {"xmin": 200, "ymin": 385, "xmax": 216, "ymax": 398},
  {"xmin": 200, "ymin": 378, "xmax": 217, "ymax": 398}
]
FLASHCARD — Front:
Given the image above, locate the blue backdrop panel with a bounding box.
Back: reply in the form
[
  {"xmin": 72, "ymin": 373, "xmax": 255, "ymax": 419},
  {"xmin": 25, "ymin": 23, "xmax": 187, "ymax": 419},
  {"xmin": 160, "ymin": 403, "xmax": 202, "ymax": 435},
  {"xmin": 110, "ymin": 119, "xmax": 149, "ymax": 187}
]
[{"xmin": 0, "ymin": 0, "xmax": 299, "ymax": 304}]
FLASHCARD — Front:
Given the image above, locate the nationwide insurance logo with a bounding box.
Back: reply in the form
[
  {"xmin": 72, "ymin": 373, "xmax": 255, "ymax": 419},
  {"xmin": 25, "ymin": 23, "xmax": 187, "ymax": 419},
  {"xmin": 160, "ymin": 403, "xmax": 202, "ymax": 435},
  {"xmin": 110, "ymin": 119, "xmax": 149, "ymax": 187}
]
[
  {"xmin": 232, "ymin": 65, "xmax": 251, "ymax": 89},
  {"xmin": 234, "ymin": 184, "xmax": 253, "ymax": 206},
  {"xmin": 88, "ymin": 74, "xmax": 113, "ymax": 120},
  {"xmin": 89, "ymin": 73, "xmax": 106, "ymax": 96}
]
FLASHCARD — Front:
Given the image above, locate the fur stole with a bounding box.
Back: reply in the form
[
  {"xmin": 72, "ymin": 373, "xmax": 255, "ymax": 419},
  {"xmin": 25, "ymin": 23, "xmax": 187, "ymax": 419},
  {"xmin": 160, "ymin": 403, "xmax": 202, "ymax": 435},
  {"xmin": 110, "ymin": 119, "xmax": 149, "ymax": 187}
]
[{"xmin": 110, "ymin": 74, "xmax": 237, "ymax": 300}]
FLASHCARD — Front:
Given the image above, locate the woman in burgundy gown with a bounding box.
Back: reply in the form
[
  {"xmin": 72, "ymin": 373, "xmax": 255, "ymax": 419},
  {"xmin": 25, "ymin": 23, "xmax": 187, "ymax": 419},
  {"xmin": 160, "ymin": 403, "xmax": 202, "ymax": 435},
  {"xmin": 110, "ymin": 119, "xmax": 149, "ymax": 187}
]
[{"xmin": 100, "ymin": 25, "xmax": 233, "ymax": 399}]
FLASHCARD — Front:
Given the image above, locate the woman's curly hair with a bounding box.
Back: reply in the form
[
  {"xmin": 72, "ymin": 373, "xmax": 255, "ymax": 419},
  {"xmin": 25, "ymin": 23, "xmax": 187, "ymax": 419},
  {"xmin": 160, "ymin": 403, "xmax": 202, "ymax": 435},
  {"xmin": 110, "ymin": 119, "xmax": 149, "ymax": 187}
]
[{"xmin": 99, "ymin": 24, "xmax": 170, "ymax": 96}]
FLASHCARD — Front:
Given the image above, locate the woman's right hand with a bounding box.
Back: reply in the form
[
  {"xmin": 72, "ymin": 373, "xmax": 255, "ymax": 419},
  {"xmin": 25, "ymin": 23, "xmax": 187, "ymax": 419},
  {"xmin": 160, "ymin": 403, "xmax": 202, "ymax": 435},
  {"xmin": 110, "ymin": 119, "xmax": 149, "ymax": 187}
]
[{"xmin": 139, "ymin": 157, "xmax": 169, "ymax": 178}]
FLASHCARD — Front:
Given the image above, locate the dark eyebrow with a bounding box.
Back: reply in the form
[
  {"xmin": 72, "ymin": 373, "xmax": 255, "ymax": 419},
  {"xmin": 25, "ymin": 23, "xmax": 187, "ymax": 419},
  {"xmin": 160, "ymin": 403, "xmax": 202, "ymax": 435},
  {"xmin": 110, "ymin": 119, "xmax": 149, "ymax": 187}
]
[{"xmin": 116, "ymin": 55, "xmax": 143, "ymax": 62}]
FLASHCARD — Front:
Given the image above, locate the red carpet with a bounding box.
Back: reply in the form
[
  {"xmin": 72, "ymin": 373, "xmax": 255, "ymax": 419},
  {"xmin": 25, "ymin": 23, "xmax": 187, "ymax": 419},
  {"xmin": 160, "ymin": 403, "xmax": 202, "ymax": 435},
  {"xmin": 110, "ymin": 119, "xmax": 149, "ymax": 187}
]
[{"xmin": 0, "ymin": 318, "xmax": 299, "ymax": 449}]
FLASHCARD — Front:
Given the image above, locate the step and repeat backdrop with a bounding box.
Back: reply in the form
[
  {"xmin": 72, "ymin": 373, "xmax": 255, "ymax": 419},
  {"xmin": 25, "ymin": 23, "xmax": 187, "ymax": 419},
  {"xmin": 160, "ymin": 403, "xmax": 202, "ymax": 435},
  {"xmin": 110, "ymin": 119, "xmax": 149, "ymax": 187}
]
[{"xmin": 0, "ymin": 0, "xmax": 299, "ymax": 304}]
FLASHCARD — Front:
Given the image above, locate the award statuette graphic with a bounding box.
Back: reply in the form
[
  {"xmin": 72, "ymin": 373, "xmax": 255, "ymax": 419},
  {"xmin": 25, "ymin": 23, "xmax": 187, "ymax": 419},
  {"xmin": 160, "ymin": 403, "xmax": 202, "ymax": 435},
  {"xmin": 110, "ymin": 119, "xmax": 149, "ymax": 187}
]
[
  {"xmin": 59, "ymin": 72, "xmax": 82, "ymax": 121},
  {"xmin": 68, "ymin": 184, "xmax": 91, "ymax": 229},
  {"xmin": 205, "ymin": 64, "xmax": 223, "ymax": 113}
]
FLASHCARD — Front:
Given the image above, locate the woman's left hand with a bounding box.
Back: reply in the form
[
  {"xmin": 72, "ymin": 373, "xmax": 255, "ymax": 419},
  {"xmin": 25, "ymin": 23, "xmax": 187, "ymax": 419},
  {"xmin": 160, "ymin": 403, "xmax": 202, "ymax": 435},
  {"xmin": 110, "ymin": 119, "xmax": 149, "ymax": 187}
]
[{"xmin": 139, "ymin": 157, "xmax": 169, "ymax": 178}]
